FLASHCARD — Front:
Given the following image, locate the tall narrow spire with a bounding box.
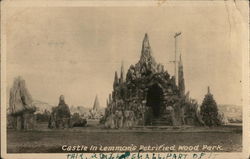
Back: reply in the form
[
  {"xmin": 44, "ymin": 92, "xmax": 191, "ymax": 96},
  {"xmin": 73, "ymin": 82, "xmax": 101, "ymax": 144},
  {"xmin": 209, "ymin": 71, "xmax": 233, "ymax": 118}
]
[
  {"xmin": 140, "ymin": 33, "xmax": 152, "ymax": 60},
  {"xmin": 142, "ymin": 33, "xmax": 150, "ymax": 51},
  {"xmin": 109, "ymin": 93, "xmax": 112, "ymax": 103},
  {"xmin": 207, "ymin": 86, "xmax": 210, "ymax": 94},
  {"xmin": 172, "ymin": 32, "xmax": 182, "ymax": 84},
  {"xmin": 113, "ymin": 71, "xmax": 119, "ymax": 89},
  {"xmin": 120, "ymin": 61, "xmax": 124, "ymax": 84},
  {"xmin": 139, "ymin": 33, "xmax": 156, "ymax": 68},
  {"xmin": 93, "ymin": 95, "xmax": 100, "ymax": 111},
  {"xmin": 179, "ymin": 54, "xmax": 182, "ymax": 66},
  {"xmin": 178, "ymin": 54, "xmax": 185, "ymax": 96}
]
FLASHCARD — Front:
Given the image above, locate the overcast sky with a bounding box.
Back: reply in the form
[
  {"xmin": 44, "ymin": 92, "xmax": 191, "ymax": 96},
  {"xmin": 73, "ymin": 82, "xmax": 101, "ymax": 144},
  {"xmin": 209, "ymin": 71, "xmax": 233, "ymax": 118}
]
[{"xmin": 6, "ymin": 2, "xmax": 248, "ymax": 107}]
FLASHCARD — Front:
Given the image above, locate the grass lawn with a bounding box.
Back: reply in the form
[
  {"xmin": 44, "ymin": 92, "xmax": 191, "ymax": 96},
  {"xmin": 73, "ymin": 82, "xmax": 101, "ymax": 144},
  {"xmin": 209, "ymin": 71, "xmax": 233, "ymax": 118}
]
[{"xmin": 7, "ymin": 124, "xmax": 242, "ymax": 153}]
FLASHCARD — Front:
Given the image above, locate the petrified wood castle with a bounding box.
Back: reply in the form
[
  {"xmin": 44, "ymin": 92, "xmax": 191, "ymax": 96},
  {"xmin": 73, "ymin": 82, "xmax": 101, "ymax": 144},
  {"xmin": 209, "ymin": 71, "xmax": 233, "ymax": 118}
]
[{"xmin": 104, "ymin": 34, "xmax": 201, "ymax": 127}]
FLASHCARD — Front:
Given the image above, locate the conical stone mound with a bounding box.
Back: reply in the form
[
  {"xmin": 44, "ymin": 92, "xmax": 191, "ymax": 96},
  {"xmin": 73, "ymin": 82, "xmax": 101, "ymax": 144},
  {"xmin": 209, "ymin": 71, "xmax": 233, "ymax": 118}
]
[{"xmin": 9, "ymin": 76, "xmax": 35, "ymax": 115}]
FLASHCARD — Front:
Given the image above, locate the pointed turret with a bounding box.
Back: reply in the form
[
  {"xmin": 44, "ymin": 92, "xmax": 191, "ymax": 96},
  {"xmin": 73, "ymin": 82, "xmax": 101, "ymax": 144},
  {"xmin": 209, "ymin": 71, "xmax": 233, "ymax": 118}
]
[
  {"xmin": 113, "ymin": 71, "xmax": 119, "ymax": 89},
  {"xmin": 93, "ymin": 95, "xmax": 100, "ymax": 111},
  {"xmin": 178, "ymin": 54, "xmax": 185, "ymax": 96},
  {"xmin": 142, "ymin": 33, "xmax": 150, "ymax": 52},
  {"xmin": 139, "ymin": 33, "xmax": 156, "ymax": 72},
  {"xmin": 119, "ymin": 61, "xmax": 124, "ymax": 84},
  {"xmin": 140, "ymin": 33, "xmax": 151, "ymax": 60}
]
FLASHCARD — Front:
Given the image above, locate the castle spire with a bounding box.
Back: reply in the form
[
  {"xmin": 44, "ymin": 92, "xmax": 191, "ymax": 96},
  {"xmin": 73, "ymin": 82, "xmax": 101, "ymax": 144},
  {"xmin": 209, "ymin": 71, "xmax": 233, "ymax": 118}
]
[
  {"xmin": 140, "ymin": 33, "xmax": 152, "ymax": 61},
  {"xmin": 178, "ymin": 54, "xmax": 185, "ymax": 97},
  {"xmin": 109, "ymin": 93, "xmax": 112, "ymax": 103},
  {"xmin": 139, "ymin": 33, "xmax": 156, "ymax": 69},
  {"xmin": 142, "ymin": 33, "xmax": 150, "ymax": 51},
  {"xmin": 113, "ymin": 71, "xmax": 119, "ymax": 89},
  {"xmin": 120, "ymin": 61, "xmax": 124, "ymax": 84}
]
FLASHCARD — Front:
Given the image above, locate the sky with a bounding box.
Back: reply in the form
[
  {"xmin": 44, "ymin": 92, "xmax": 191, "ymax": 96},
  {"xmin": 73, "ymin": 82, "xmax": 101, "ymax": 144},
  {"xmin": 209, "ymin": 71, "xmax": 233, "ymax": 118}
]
[{"xmin": 5, "ymin": 2, "xmax": 248, "ymax": 108}]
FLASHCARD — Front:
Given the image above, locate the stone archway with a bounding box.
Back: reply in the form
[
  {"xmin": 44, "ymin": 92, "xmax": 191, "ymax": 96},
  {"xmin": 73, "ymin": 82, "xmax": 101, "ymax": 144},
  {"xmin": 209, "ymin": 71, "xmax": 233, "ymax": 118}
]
[{"xmin": 146, "ymin": 83, "xmax": 164, "ymax": 118}]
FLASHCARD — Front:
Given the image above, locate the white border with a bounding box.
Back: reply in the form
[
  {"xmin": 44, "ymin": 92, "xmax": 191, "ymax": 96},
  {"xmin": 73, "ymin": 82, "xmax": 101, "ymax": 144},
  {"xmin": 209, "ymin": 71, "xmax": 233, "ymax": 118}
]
[{"xmin": 1, "ymin": 1, "xmax": 249, "ymax": 159}]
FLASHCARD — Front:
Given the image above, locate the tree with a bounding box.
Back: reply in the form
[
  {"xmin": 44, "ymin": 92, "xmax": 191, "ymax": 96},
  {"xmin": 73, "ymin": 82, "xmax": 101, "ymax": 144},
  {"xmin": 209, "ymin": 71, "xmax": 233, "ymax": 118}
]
[
  {"xmin": 200, "ymin": 87, "xmax": 221, "ymax": 126},
  {"xmin": 71, "ymin": 113, "xmax": 87, "ymax": 127}
]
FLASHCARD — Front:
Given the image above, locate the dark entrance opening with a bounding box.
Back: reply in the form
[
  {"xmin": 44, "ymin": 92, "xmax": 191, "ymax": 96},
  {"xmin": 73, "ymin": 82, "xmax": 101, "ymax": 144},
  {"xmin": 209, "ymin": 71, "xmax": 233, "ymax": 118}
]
[{"xmin": 146, "ymin": 84, "xmax": 163, "ymax": 117}]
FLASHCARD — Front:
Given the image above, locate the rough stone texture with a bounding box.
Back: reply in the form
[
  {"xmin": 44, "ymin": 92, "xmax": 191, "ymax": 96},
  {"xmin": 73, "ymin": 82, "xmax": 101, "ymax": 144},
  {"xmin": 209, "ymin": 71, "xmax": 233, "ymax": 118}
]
[
  {"xmin": 104, "ymin": 114, "xmax": 116, "ymax": 129},
  {"xmin": 8, "ymin": 76, "xmax": 36, "ymax": 130},
  {"xmin": 103, "ymin": 34, "xmax": 201, "ymax": 128},
  {"xmin": 7, "ymin": 114, "xmax": 15, "ymax": 129},
  {"xmin": 9, "ymin": 77, "xmax": 35, "ymax": 114},
  {"xmin": 48, "ymin": 95, "xmax": 71, "ymax": 129},
  {"xmin": 123, "ymin": 110, "xmax": 135, "ymax": 128},
  {"xmin": 23, "ymin": 112, "xmax": 36, "ymax": 130}
]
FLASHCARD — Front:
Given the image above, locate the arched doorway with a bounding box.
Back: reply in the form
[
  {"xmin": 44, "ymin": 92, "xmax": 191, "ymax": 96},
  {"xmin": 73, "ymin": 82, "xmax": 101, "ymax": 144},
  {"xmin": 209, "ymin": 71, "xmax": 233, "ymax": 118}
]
[{"xmin": 146, "ymin": 84, "xmax": 164, "ymax": 118}]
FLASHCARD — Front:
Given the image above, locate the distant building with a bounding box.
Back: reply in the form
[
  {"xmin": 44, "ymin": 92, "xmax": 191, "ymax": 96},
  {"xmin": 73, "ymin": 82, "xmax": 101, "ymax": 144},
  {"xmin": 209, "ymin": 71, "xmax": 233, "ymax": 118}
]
[{"xmin": 89, "ymin": 95, "xmax": 103, "ymax": 119}]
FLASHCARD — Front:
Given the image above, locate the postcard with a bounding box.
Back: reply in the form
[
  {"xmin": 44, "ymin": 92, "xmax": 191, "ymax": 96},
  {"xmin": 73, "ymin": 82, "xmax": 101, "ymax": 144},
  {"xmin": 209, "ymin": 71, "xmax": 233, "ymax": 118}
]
[{"xmin": 1, "ymin": 1, "xmax": 249, "ymax": 159}]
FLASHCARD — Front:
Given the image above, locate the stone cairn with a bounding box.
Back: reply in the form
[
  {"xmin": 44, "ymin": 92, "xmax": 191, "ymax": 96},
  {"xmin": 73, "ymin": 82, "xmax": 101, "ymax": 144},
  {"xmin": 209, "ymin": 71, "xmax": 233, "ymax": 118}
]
[
  {"xmin": 8, "ymin": 76, "xmax": 36, "ymax": 130},
  {"xmin": 102, "ymin": 33, "xmax": 201, "ymax": 128}
]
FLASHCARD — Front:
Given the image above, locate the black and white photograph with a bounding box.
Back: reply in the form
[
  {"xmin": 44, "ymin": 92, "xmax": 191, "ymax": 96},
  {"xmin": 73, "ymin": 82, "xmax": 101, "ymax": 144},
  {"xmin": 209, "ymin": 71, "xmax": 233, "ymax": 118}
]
[{"xmin": 1, "ymin": 1, "xmax": 249, "ymax": 159}]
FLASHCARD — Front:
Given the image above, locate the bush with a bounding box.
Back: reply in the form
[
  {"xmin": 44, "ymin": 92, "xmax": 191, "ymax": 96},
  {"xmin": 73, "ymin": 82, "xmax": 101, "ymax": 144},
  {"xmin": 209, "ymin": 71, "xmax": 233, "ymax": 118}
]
[
  {"xmin": 71, "ymin": 113, "xmax": 87, "ymax": 127},
  {"xmin": 36, "ymin": 110, "xmax": 50, "ymax": 122},
  {"xmin": 200, "ymin": 89, "xmax": 221, "ymax": 126},
  {"xmin": 72, "ymin": 119, "xmax": 87, "ymax": 127}
]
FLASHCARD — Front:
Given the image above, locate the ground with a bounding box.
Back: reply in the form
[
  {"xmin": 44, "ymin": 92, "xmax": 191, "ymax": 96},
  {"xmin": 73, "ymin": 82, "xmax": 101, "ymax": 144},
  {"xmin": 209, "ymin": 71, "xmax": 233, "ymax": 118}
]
[{"xmin": 7, "ymin": 122, "xmax": 242, "ymax": 153}]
